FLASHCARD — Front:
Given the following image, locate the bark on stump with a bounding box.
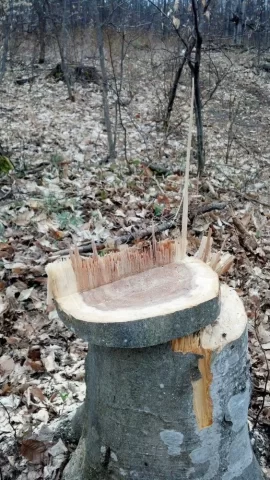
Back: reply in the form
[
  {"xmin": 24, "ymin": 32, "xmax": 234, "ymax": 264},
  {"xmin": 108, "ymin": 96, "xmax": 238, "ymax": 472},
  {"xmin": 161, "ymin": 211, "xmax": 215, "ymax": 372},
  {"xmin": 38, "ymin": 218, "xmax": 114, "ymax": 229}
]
[{"xmin": 53, "ymin": 275, "xmax": 264, "ymax": 480}]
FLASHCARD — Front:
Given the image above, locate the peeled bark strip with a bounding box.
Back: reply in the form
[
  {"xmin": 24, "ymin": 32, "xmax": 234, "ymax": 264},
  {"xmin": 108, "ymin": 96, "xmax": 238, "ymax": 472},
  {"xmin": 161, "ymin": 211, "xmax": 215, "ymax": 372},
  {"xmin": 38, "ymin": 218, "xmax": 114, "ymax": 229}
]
[{"xmin": 172, "ymin": 336, "xmax": 213, "ymax": 430}]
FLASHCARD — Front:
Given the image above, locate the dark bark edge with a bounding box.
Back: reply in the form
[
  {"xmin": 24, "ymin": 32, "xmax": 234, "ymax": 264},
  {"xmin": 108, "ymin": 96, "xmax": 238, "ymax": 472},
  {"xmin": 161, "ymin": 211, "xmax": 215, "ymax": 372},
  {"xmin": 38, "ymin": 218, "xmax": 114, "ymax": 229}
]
[{"xmin": 56, "ymin": 294, "xmax": 220, "ymax": 348}]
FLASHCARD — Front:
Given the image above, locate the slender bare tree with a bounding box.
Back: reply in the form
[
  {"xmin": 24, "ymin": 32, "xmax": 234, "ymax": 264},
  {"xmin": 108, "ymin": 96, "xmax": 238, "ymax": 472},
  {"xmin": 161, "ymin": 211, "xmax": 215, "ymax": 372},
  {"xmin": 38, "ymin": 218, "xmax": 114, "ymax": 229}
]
[
  {"xmin": 93, "ymin": 0, "xmax": 116, "ymax": 160},
  {"xmin": 0, "ymin": 0, "xmax": 13, "ymax": 84}
]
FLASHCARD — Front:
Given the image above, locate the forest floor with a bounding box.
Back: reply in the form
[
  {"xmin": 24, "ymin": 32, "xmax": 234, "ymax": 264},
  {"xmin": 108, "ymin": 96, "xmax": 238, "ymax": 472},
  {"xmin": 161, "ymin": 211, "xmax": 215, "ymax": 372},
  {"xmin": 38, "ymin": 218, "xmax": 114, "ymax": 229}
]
[{"xmin": 0, "ymin": 37, "xmax": 270, "ymax": 479}]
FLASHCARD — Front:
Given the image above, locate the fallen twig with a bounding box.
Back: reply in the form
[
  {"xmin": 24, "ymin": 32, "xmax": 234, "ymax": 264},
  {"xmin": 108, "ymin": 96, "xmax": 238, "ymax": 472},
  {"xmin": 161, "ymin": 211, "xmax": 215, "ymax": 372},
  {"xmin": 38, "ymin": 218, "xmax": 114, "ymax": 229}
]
[
  {"xmin": 195, "ymin": 201, "xmax": 227, "ymax": 216},
  {"xmin": 230, "ymin": 209, "xmax": 258, "ymax": 253},
  {"xmin": 15, "ymin": 76, "xmax": 37, "ymax": 85},
  {"xmin": 146, "ymin": 163, "xmax": 186, "ymax": 176},
  {"xmin": 219, "ymin": 187, "xmax": 270, "ymax": 208},
  {"xmin": 189, "ymin": 201, "xmax": 227, "ymax": 223},
  {"xmin": 48, "ymin": 219, "xmax": 178, "ymax": 260},
  {"xmin": 49, "ymin": 202, "xmax": 227, "ymax": 260},
  {"xmin": 241, "ymin": 193, "xmax": 270, "ymax": 208}
]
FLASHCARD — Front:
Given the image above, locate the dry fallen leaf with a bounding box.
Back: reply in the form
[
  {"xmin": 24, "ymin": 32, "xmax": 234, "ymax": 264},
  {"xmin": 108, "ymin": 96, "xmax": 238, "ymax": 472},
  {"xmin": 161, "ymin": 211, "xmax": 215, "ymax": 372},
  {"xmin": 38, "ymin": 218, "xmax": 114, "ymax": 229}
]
[
  {"xmin": 25, "ymin": 360, "xmax": 44, "ymax": 372},
  {"xmin": 33, "ymin": 408, "xmax": 49, "ymax": 423},
  {"xmin": 0, "ymin": 383, "xmax": 12, "ymax": 396},
  {"xmin": 115, "ymin": 209, "xmax": 126, "ymax": 218},
  {"xmin": 141, "ymin": 164, "xmax": 153, "ymax": 178},
  {"xmin": 20, "ymin": 439, "xmax": 50, "ymax": 464},
  {"xmin": 14, "ymin": 210, "xmax": 35, "ymax": 227},
  {"xmin": 31, "ymin": 387, "xmax": 46, "ymax": 403},
  {"xmin": 0, "ymin": 296, "xmax": 8, "ymax": 316},
  {"xmin": 0, "ymin": 243, "xmax": 14, "ymax": 259},
  {"xmin": 28, "ymin": 347, "xmax": 41, "ymax": 361},
  {"xmin": 48, "ymin": 439, "xmax": 67, "ymax": 468},
  {"xmin": 258, "ymin": 324, "xmax": 270, "ymax": 345},
  {"xmin": 0, "ymin": 355, "xmax": 15, "ymax": 381},
  {"xmin": 11, "ymin": 263, "xmax": 29, "ymax": 274},
  {"xmin": 49, "ymin": 392, "xmax": 58, "ymax": 403},
  {"xmin": 42, "ymin": 353, "xmax": 58, "ymax": 373},
  {"xmin": 18, "ymin": 287, "xmax": 34, "ymax": 302}
]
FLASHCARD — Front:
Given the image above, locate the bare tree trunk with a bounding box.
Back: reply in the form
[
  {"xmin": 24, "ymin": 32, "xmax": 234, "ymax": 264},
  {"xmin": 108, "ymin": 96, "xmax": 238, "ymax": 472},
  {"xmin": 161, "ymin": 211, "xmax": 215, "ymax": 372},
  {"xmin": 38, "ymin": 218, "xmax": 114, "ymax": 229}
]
[
  {"xmin": 225, "ymin": 96, "xmax": 240, "ymax": 164},
  {"xmin": 257, "ymin": 0, "xmax": 264, "ymax": 64},
  {"xmin": 189, "ymin": 0, "xmax": 205, "ymax": 176},
  {"xmin": 161, "ymin": 0, "xmax": 167, "ymax": 37},
  {"xmin": 164, "ymin": 39, "xmax": 195, "ymax": 129},
  {"xmin": 60, "ymin": 0, "xmax": 74, "ymax": 101},
  {"xmin": 93, "ymin": 0, "xmax": 116, "ymax": 160},
  {"xmin": 194, "ymin": 101, "xmax": 204, "ymax": 175},
  {"xmin": 34, "ymin": 0, "xmax": 46, "ymax": 64},
  {"xmin": 107, "ymin": 30, "xmax": 130, "ymax": 168},
  {"xmin": 241, "ymin": 0, "xmax": 247, "ymax": 43},
  {"xmin": 44, "ymin": 0, "xmax": 74, "ymax": 101},
  {"xmin": 234, "ymin": 22, "xmax": 238, "ymax": 44},
  {"xmin": 225, "ymin": 0, "xmax": 232, "ymax": 37},
  {"xmin": 193, "ymin": 58, "xmax": 204, "ymax": 176},
  {"xmin": 0, "ymin": 0, "xmax": 13, "ymax": 84},
  {"xmin": 58, "ymin": 43, "xmax": 75, "ymax": 102},
  {"xmin": 0, "ymin": 22, "xmax": 10, "ymax": 83},
  {"xmin": 38, "ymin": 11, "xmax": 46, "ymax": 63}
]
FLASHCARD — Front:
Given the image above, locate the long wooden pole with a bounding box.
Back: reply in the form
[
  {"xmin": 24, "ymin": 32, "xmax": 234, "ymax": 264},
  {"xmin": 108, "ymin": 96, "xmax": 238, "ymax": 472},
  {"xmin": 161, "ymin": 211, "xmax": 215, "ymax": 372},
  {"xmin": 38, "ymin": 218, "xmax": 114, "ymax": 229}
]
[{"xmin": 182, "ymin": 78, "xmax": 194, "ymax": 256}]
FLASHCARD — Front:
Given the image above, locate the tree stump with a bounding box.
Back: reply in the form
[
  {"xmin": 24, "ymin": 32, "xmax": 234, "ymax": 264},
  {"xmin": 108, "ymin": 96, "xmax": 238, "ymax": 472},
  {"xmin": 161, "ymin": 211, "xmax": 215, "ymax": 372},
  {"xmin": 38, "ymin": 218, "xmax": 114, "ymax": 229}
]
[{"xmin": 46, "ymin": 242, "xmax": 264, "ymax": 480}]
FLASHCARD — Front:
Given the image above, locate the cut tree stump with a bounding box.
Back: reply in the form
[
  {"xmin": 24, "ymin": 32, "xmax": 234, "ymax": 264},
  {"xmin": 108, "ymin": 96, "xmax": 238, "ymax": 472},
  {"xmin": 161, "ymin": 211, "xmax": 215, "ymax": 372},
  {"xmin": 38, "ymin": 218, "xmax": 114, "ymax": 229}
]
[{"xmin": 46, "ymin": 239, "xmax": 264, "ymax": 480}]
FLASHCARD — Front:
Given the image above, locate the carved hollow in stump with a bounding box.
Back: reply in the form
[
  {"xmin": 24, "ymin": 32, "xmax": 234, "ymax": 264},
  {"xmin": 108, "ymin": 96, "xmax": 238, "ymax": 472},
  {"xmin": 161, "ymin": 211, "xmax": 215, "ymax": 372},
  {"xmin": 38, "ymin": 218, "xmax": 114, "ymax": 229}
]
[{"xmin": 46, "ymin": 240, "xmax": 264, "ymax": 480}]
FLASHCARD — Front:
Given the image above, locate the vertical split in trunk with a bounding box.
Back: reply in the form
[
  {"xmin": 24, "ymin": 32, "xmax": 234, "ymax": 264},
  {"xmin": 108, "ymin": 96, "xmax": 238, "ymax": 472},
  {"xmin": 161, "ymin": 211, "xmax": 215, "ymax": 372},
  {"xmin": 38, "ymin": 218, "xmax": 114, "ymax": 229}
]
[{"xmin": 172, "ymin": 335, "xmax": 213, "ymax": 430}]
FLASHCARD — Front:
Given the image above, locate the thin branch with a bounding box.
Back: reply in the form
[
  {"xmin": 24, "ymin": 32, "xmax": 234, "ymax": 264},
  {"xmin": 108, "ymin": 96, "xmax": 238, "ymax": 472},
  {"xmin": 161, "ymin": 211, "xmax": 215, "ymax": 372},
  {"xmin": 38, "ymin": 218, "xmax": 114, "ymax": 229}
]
[
  {"xmin": 252, "ymin": 310, "xmax": 270, "ymax": 431},
  {"xmin": 49, "ymin": 202, "xmax": 227, "ymax": 260}
]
